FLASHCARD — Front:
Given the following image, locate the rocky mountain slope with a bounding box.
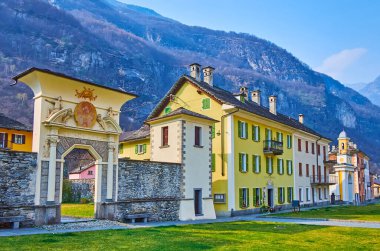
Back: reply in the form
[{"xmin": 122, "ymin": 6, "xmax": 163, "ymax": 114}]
[
  {"xmin": 359, "ymin": 76, "xmax": 380, "ymax": 107},
  {"xmin": 0, "ymin": 0, "xmax": 379, "ymax": 171}
]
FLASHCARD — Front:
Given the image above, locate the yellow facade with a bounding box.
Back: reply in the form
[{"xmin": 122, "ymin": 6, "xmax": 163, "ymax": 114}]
[
  {"xmin": 119, "ymin": 138, "xmax": 150, "ymax": 160},
  {"xmin": 0, "ymin": 128, "xmax": 33, "ymax": 152}
]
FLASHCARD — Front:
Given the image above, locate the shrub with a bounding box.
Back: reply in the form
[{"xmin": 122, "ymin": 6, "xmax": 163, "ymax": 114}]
[
  {"xmin": 62, "ymin": 179, "xmax": 73, "ymax": 203},
  {"xmin": 80, "ymin": 197, "xmax": 90, "ymax": 204}
]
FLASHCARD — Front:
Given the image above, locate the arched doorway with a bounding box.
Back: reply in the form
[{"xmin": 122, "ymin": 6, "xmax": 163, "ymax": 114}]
[{"xmin": 348, "ymin": 173, "xmax": 353, "ymax": 202}]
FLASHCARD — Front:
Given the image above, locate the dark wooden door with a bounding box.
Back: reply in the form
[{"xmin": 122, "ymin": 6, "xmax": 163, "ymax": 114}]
[
  {"xmin": 268, "ymin": 189, "xmax": 273, "ymax": 207},
  {"xmin": 194, "ymin": 189, "xmax": 202, "ymax": 215}
]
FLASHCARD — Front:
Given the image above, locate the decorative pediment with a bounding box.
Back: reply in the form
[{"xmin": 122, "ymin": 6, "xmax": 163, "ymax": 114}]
[{"xmin": 44, "ymin": 108, "xmax": 73, "ymax": 124}]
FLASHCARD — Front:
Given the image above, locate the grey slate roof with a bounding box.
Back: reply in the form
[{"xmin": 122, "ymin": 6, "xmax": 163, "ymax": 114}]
[
  {"xmin": 0, "ymin": 113, "xmax": 32, "ymax": 131},
  {"xmin": 148, "ymin": 75, "xmax": 330, "ymax": 140},
  {"xmin": 146, "ymin": 107, "xmax": 219, "ymax": 123},
  {"xmin": 69, "ymin": 161, "xmax": 95, "ymax": 174},
  {"xmin": 120, "ymin": 124, "xmax": 150, "ymax": 142}
]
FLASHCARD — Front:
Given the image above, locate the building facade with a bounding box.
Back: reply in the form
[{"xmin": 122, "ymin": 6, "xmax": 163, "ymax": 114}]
[
  {"xmin": 119, "ymin": 125, "xmax": 150, "ymax": 160},
  {"xmin": 0, "ymin": 113, "xmax": 33, "ymax": 152}
]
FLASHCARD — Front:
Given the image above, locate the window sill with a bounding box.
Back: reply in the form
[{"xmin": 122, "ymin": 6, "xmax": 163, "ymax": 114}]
[
  {"xmin": 160, "ymin": 145, "xmax": 170, "ymax": 149},
  {"xmin": 195, "ymin": 213, "xmax": 204, "ymax": 216},
  {"xmin": 193, "ymin": 145, "xmax": 204, "ymax": 148}
]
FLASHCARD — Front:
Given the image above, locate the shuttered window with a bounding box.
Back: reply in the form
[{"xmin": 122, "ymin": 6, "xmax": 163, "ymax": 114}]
[
  {"xmin": 312, "ymin": 143, "xmax": 315, "ymax": 154},
  {"xmin": 287, "ymin": 187, "xmax": 293, "ymax": 203},
  {"xmin": 12, "ymin": 134, "xmax": 25, "ymax": 144},
  {"xmin": 253, "ymin": 155, "xmax": 261, "ymax": 173},
  {"xmin": 287, "ymin": 135, "xmax": 292, "ymax": 149},
  {"xmin": 202, "ymin": 98, "xmax": 211, "ymax": 110},
  {"xmin": 277, "ymin": 158, "xmax": 284, "ymax": 175},
  {"xmin": 239, "ymin": 188, "xmax": 249, "ymax": 208},
  {"xmin": 305, "ymin": 141, "xmax": 309, "ymax": 153},
  {"xmin": 298, "ymin": 139, "xmax": 302, "ymax": 152},
  {"xmin": 135, "ymin": 144, "xmax": 147, "ymax": 154},
  {"xmin": 239, "ymin": 153, "xmax": 248, "ymax": 172},
  {"xmin": 252, "ymin": 125, "xmax": 260, "ymax": 142},
  {"xmin": 162, "ymin": 126, "xmax": 169, "ymax": 146},
  {"xmin": 238, "ymin": 121, "xmax": 248, "ymax": 139},
  {"xmin": 278, "ymin": 187, "xmax": 285, "ymax": 204},
  {"xmin": 266, "ymin": 157, "xmax": 273, "ymax": 174},
  {"xmin": 253, "ymin": 188, "xmax": 263, "ymax": 207},
  {"xmin": 299, "ymin": 188, "xmax": 303, "ymax": 202},
  {"xmin": 276, "ymin": 132, "xmax": 283, "ymax": 142},
  {"xmin": 317, "ymin": 144, "xmax": 321, "ymax": 155},
  {"xmin": 195, "ymin": 126, "xmax": 202, "ymax": 146},
  {"xmin": 299, "ymin": 163, "xmax": 303, "ymax": 176},
  {"xmin": 287, "ymin": 160, "xmax": 293, "ymax": 175},
  {"xmin": 0, "ymin": 133, "xmax": 8, "ymax": 148}
]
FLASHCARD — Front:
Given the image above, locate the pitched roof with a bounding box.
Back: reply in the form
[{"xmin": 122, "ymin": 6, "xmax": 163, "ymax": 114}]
[
  {"xmin": 146, "ymin": 107, "xmax": 219, "ymax": 123},
  {"xmin": 69, "ymin": 161, "xmax": 95, "ymax": 174},
  {"xmin": 0, "ymin": 113, "xmax": 32, "ymax": 131},
  {"xmin": 13, "ymin": 67, "xmax": 138, "ymax": 97},
  {"xmin": 120, "ymin": 124, "xmax": 150, "ymax": 142},
  {"xmin": 148, "ymin": 75, "xmax": 329, "ymax": 140}
]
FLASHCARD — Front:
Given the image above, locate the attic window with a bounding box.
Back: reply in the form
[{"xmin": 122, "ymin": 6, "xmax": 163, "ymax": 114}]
[{"xmin": 164, "ymin": 106, "xmax": 171, "ymax": 114}]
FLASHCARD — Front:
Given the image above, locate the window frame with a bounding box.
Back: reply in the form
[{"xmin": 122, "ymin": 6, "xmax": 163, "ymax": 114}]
[
  {"xmin": 202, "ymin": 98, "xmax": 211, "ymax": 110},
  {"xmin": 194, "ymin": 126, "xmax": 202, "ymax": 147},
  {"xmin": 161, "ymin": 126, "xmax": 169, "ymax": 147},
  {"xmin": 287, "ymin": 135, "xmax": 292, "ymax": 149}
]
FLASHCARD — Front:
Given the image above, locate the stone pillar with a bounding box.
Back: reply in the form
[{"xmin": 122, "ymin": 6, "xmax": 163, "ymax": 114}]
[
  {"xmin": 106, "ymin": 142, "xmax": 115, "ymax": 201},
  {"xmin": 47, "ymin": 136, "xmax": 58, "ymax": 203}
]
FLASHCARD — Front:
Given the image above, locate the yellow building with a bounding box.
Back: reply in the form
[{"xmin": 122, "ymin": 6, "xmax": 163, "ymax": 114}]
[
  {"xmin": 0, "ymin": 113, "xmax": 33, "ymax": 152},
  {"xmin": 125, "ymin": 63, "xmax": 329, "ymax": 216},
  {"xmin": 119, "ymin": 125, "xmax": 150, "ymax": 160}
]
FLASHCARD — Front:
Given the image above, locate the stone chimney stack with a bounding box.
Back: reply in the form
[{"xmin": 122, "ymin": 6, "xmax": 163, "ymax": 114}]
[
  {"xmin": 240, "ymin": 87, "xmax": 248, "ymax": 101},
  {"xmin": 299, "ymin": 114, "xmax": 304, "ymax": 124},
  {"xmin": 203, "ymin": 66, "xmax": 215, "ymax": 86},
  {"xmin": 269, "ymin": 95, "xmax": 277, "ymax": 115},
  {"xmin": 189, "ymin": 63, "xmax": 201, "ymax": 81},
  {"xmin": 251, "ymin": 90, "xmax": 261, "ymax": 105}
]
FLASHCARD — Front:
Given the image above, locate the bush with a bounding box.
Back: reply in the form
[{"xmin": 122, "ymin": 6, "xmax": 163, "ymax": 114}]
[
  {"xmin": 62, "ymin": 179, "xmax": 73, "ymax": 203},
  {"xmin": 80, "ymin": 197, "xmax": 90, "ymax": 204}
]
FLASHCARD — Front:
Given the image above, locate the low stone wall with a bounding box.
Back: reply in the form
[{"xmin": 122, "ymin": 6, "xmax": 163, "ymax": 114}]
[
  {"xmin": 0, "ymin": 150, "xmax": 38, "ymax": 227},
  {"xmin": 69, "ymin": 179, "xmax": 95, "ymax": 202},
  {"xmin": 111, "ymin": 159, "xmax": 183, "ymax": 222}
]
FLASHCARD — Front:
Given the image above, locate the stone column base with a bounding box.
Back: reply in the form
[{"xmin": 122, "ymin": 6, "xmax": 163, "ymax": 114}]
[
  {"xmin": 34, "ymin": 204, "xmax": 61, "ymax": 226},
  {"xmin": 95, "ymin": 202, "xmax": 116, "ymax": 220}
]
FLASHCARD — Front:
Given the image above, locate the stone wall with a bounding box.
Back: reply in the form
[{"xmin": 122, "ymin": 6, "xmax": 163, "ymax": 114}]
[
  {"xmin": 112, "ymin": 159, "xmax": 183, "ymax": 222},
  {"xmin": 0, "ymin": 150, "xmax": 37, "ymax": 226},
  {"xmin": 69, "ymin": 179, "xmax": 95, "ymax": 202}
]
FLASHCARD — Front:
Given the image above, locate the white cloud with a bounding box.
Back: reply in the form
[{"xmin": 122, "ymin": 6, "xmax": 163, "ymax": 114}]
[{"xmin": 315, "ymin": 48, "xmax": 367, "ymax": 81}]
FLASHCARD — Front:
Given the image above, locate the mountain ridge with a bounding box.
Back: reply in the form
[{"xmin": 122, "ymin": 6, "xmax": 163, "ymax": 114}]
[{"xmin": 0, "ymin": 0, "xmax": 379, "ymax": 172}]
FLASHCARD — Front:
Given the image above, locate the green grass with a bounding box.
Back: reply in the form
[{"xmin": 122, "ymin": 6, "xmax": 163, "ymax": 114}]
[
  {"xmin": 274, "ymin": 204, "xmax": 380, "ymax": 221},
  {"xmin": 61, "ymin": 203, "xmax": 94, "ymax": 218},
  {"xmin": 1, "ymin": 221, "xmax": 379, "ymax": 250}
]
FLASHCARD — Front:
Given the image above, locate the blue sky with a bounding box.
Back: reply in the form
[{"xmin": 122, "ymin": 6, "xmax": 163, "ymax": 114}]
[{"xmin": 120, "ymin": 0, "xmax": 380, "ymax": 87}]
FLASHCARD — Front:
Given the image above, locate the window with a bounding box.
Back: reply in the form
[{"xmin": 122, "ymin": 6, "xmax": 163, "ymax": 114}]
[
  {"xmin": 12, "ymin": 134, "xmax": 25, "ymax": 144},
  {"xmin": 238, "ymin": 121, "xmax": 248, "ymax": 139},
  {"xmin": 306, "ymin": 188, "xmax": 310, "ymax": 201},
  {"xmin": 318, "ymin": 188, "xmax": 322, "ymax": 200},
  {"xmin": 118, "ymin": 144, "xmax": 124, "ymax": 154},
  {"xmin": 299, "ymin": 188, "xmax": 303, "ymax": 202},
  {"xmin": 306, "ymin": 164, "xmax": 309, "ymax": 177},
  {"xmin": 287, "ymin": 187, "xmax": 293, "ymax": 203},
  {"xmin": 253, "ymin": 155, "xmax": 261, "ymax": 173},
  {"xmin": 214, "ymin": 194, "xmax": 226, "ymax": 203},
  {"xmin": 252, "ymin": 125, "xmax": 260, "ymax": 142},
  {"xmin": 278, "ymin": 187, "xmax": 285, "ymax": 204},
  {"xmin": 298, "ymin": 139, "xmax": 302, "ymax": 151},
  {"xmin": 299, "ymin": 163, "xmax": 303, "ymax": 176},
  {"xmin": 277, "ymin": 158, "xmax": 284, "ymax": 175},
  {"xmin": 253, "ymin": 188, "xmax": 262, "ymax": 207},
  {"xmin": 323, "ymin": 146, "xmax": 326, "ymax": 161},
  {"xmin": 287, "ymin": 135, "xmax": 292, "ymax": 149},
  {"xmin": 164, "ymin": 106, "xmax": 171, "ymax": 114},
  {"xmin": 317, "ymin": 144, "xmax": 321, "ymax": 155},
  {"xmin": 305, "ymin": 141, "xmax": 309, "ymax": 153},
  {"xmin": 202, "ymin": 98, "xmax": 210, "ymax": 110},
  {"xmin": 312, "ymin": 143, "xmax": 315, "ymax": 154},
  {"xmin": 265, "ymin": 128, "xmax": 272, "ymax": 140},
  {"xmin": 239, "ymin": 188, "xmax": 249, "ymax": 208},
  {"xmin": 211, "ymin": 154, "xmax": 215, "ymax": 172},
  {"xmin": 0, "ymin": 133, "xmax": 8, "ymax": 148},
  {"xmin": 162, "ymin": 126, "xmax": 169, "ymax": 146},
  {"xmin": 266, "ymin": 157, "xmax": 273, "ymax": 174},
  {"xmin": 88, "ymin": 170, "xmax": 93, "ymax": 175},
  {"xmin": 239, "ymin": 153, "xmax": 248, "ymax": 172},
  {"xmin": 324, "ymin": 188, "xmax": 327, "ymax": 199},
  {"xmin": 194, "ymin": 189, "xmax": 202, "ymax": 215},
  {"xmin": 276, "ymin": 132, "xmax": 283, "ymax": 142},
  {"xmin": 287, "ymin": 160, "xmax": 293, "ymax": 175},
  {"xmin": 135, "ymin": 144, "xmax": 147, "ymax": 154},
  {"xmin": 194, "ymin": 126, "xmax": 202, "ymax": 146}
]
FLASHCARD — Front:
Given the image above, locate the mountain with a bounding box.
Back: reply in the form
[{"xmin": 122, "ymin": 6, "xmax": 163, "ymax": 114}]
[
  {"xmin": 0, "ymin": 0, "xmax": 380, "ymax": 172},
  {"xmin": 359, "ymin": 76, "xmax": 380, "ymax": 107}
]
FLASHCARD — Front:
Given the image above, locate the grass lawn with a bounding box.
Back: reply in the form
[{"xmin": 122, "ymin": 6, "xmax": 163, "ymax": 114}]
[
  {"xmin": 273, "ymin": 204, "xmax": 380, "ymax": 221},
  {"xmin": 1, "ymin": 221, "xmax": 379, "ymax": 250},
  {"xmin": 61, "ymin": 203, "xmax": 94, "ymax": 218}
]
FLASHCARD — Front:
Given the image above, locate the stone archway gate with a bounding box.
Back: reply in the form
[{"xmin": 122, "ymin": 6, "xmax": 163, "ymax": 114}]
[{"xmin": 12, "ymin": 68, "xmax": 136, "ymax": 225}]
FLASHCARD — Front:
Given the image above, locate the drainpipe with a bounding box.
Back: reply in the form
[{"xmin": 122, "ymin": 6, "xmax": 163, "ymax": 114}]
[
  {"xmin": 315, "ymin": 136, "xmax": 322, "ymax": 205},
  {"xmin": 221, "ymin": 108, "xmax": 239, "ymax": 176}
]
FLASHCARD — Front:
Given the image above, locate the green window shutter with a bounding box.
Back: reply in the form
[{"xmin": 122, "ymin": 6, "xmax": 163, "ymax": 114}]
[
  {"xmin": 259, "ymin": 156, "xmax": 261, "ymax": 173},
  {"xmin": 143, "ymin": 144, "xmax": 147, "ymax": 153},
  {"xmin": 278, "ymin": 188, "xmax": 281, "ymax": 204},
  {"xmin": 135, "ymin": 145, "xmax": 138, "ymax": 154},
  {"xmin": 253, "ymin": 188, "xmax": 257, "ymax": 207},
  {"xmin": 252, "ymin": 125, "xmax": 255, "ymax": 141},
  {"xmin": 211, "ymin": 154, "xmax": 216, "ymax": 172},
  {"xmin": 247, "ymin": 189, "xmax": 250, "ymax": 207},
  {"xmin": 277, "ymin": 159, "xmax": 280, "ymax": 174},
  {"xmin": 202, "ymin": 98, "xmax": 210, "ymax": 109},
  {"xmin": 260, "ymin": 188, "xmax": 263, "ymax": 205},
  {"xmin": 266, "ymin": 157, "xmax": 269, "ymax": 174},
  {"xmin": 244, "ymin": 123, "xmax": 248, "ymax": 139},
  {"xmin": 258, "ymin": 126, "xmax": 261, "ymax": 141},
  {"xmin": 276, "ymin": 132, "xmax": 280, "ymax": 141},
  {"xmin": 290, "ymin": 161, "xmax": 293, "ymax": 174},
  {"xmin": 265, "ymin": 128, "xmax": 268, "ymax": 140},
  {"xmin": 239, "ymin": 188, "xmax": 243, "ymax": 208},
  {"xmin": 212, "ymin": 124, "xmax": 215, "ymax": 139},
  {"xmin": 246, "ymin": 154, "xmax": 249, "ymax": 172},
  {"xmin": 238, "ymin": 121, "xmax": 242, "ymax": 138},
  {"xmin": 252, "ymin": 155, "xmax": 255, "ymax": 172},
  {"xmin": 239, "ymin": 153, "xmax": 243, "ymax": 172}
]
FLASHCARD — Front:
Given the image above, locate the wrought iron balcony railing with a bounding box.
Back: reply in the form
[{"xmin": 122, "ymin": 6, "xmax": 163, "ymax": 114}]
[
  {"xmin": 263, "ymin": 140, "xmax": 283, "ymax": 155},
  {"xmin": 310, "ymin": 175, "xmax": 337, "ymax": 185}
]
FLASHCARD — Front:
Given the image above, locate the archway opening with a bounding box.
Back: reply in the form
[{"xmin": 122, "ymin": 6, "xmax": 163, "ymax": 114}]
[{"xmin": 62, "ymin": 147, "xmax": 99, "ymax": 219}]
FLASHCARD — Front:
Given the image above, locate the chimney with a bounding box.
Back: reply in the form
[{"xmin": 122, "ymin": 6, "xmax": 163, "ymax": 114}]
[
  {"xmin": 299, "ymin": 114, "xmax": 304, "ymax": 124},
  {"xmin": 251, "ymin": 90, "xmax": 261, "ymax": 105},
  {"xmin": 189, "ymin": 63, "xmax": 201, "ymax": 81},
  {"xmin": 203, "ymin": 66, "xmax": 215, "ymax": 86},
  {"xmin": 240, "ymin": 87, "xmax": 248, "ymax": 101},
  {"xmin": 269, "ymin": 95, "xmax": 277, "ymax": 115}
]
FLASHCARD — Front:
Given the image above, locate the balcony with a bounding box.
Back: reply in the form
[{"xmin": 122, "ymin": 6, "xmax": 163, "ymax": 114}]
[
  {"xmin": 263, "ymin": 140, "xmax": 283, "ymax": 155},
  {"xmin": 310, "ymin": 175, "xmax": 337, "ymax": 185}
]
